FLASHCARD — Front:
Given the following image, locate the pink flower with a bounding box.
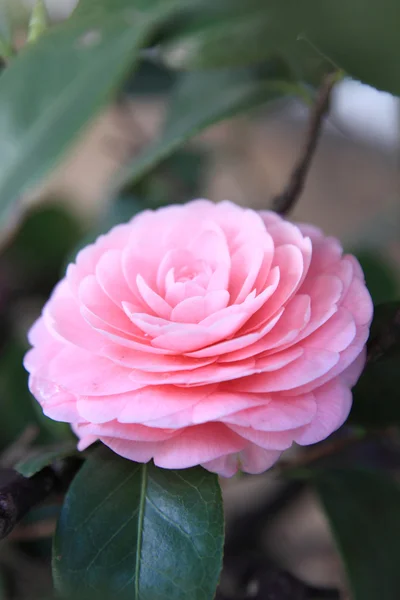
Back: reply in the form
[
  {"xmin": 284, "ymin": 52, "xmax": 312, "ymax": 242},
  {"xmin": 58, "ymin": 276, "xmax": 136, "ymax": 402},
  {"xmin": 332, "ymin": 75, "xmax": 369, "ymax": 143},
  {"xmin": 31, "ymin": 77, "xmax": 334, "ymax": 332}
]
[{"xmin": 24, "ymin": 200, "xmax": 373, "ymax": 477}]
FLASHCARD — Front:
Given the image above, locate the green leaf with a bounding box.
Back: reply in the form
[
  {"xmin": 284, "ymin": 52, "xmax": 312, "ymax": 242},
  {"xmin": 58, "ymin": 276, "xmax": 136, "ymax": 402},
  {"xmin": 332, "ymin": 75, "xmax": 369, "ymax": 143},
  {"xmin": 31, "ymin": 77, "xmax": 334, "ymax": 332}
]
[
  {"xmin": 5, "ymin": 204, "xmax": 83, "ymax": 279},
  {"xmin": 313, "ymin": 468, "xmax": 400, "ymax": 600},
  {"xmin": 53, "ymin": 446, "xmax": 224, "ymax": 600},
  {"xmin": 156, "ymin": 0, "xmax": 400, "ymax": 95},
  {"xmin": 350, "ymin": 302, "xmax": 400, "ymax": 427},
  {"xmin": 0, "ymin": 4, "xmax": 174, "ymax": 222},
  {"xmin": 15, "ymin": 441, "xmax": 78, "ymax": 477},
  {"xmin": 117, "ymin": 68, "xmax": 288, "ymax": 189},
  {"xmin": 304, "ymin": 0, "xmax": 400, "ymax": 95},
  {"xmin": 159, "ymin": 0, "xmax": 306, "ymax": 71},
  {"xmin": 73, "ymin": 0, "xmax": 188, "ymax": 21}
]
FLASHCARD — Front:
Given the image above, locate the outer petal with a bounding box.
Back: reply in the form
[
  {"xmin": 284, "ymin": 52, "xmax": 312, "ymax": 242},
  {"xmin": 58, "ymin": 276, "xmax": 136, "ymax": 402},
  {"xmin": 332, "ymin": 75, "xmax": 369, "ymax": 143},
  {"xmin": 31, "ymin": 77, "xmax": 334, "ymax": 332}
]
[
  {"xmin": 154, "ymin": 423, "xmax": 247, "ymax": 469},
  {"xmin": 293, "ymin": 379, "xmax": 352, "ymax": 445}
]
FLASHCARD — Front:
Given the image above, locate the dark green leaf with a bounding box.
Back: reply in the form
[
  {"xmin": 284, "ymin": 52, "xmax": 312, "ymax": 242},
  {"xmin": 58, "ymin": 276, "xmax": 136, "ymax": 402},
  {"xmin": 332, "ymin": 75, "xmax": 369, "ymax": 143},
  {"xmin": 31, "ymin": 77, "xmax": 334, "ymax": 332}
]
[
  {"xmin": 313, "ymin": 468, "xmax": 400, "ymax": 600},
  {"xmin": 0, "ymin": 4, "xmax": 174, "ymax": 221},
  {"xmin": 118, "ymin": 68, "xmax": 288, "ymax": 189},
  {"xmin": 15, "ymin": 441, "xmax": 78, "ymax": 477},
  {"xmin": 53, "ymin": 446, "xmax": 224, "ymax": 600},
  {"xmin": 5, "ymin": 204, "xmax": 82, "ymax": 279},
  {"xmin": 157, "ymin": 0, "xmax": 400, "ymax": 95},
  {"xmin": 125, "ymin": 60, "xmax": 176, "ymax": 96},
  {"xmin": 350, "ymin": 303, "xmax": 400, "ymax": 427},
  {"xmin": 159, "ymin": 0, "xmax": 306, "ymax": 70},
  {"xmin": 304, "ymin": 0, "xmax": 400, "ymax": 95}
]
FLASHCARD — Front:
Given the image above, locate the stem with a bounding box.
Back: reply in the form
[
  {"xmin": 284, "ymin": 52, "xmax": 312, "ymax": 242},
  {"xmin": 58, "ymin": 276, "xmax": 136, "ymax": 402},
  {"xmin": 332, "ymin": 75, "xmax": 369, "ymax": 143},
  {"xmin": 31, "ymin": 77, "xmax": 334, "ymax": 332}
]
[{"xmin": 272, "ymin": 72, "xmax": 340, "ymax": 215}]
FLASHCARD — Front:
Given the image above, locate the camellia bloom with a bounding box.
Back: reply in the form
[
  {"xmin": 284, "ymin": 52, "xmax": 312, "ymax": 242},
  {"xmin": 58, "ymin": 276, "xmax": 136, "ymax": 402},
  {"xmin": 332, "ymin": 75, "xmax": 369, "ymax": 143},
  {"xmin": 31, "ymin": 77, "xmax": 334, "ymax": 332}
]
[{"xmin": 24, "ymin": 200, "xmax": 373, "ymax": 476}]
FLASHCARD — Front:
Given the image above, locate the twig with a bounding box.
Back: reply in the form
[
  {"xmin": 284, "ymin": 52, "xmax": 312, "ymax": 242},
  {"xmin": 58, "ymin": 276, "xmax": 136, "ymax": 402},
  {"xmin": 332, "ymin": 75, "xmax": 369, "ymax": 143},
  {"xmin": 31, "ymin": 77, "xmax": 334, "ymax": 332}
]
[{"xmin": 272, "ymin": 72, "xmax": 339, "ymax": 215}]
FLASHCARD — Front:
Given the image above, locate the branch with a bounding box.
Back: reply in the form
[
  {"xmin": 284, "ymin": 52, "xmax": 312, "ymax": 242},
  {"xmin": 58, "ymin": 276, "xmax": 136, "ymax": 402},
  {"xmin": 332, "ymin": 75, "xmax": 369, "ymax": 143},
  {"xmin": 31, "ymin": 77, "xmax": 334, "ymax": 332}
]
[
  {"xmin": 0, "ymin": 458, "xmax": 81, "ymax": 541},
  {"xmin": 0, "ymin": 467, "xmax": 56, "ymax": 540},
  {"xmin": 272, "ymin": 72, "xmax": 339, "ymax": 215}
]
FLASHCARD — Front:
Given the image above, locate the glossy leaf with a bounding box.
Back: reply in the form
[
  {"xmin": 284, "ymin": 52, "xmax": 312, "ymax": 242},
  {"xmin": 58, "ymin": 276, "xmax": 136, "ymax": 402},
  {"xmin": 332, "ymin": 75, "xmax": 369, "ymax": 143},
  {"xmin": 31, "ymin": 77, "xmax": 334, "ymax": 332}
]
[
  {"xmin": 118, "ymin": 68, "xmax": 287, "ymax": 189},
  {"xmin": 0, "ymin": 4, "xmax": 171, "ymax": 221},
  {"xmin": 53, "ymin": 446, "xmax": 224, "ymax": 600},
  {"xmin": 350, "ymin": 302, "xmax": 400, "ymax": 426},
  {"xmin": 313, "ymin": 468, "xmax": 400, "ymax": 600}
]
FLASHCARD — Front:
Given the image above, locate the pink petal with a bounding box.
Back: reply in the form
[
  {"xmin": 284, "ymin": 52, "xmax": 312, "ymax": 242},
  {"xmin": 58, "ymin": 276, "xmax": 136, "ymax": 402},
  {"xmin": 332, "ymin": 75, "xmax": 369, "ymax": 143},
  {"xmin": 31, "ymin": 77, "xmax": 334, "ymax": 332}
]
[
  {"xmin": 66, "ymin": 223, "xmax": 131, "ymax": 296},
  {"xmin": 77, "ymin": 395, "xmax": 130, "ymax": 423},
  {"xmin": 127, "ymin": 359, "xmax": 256, "ymax": 386},
  {"xmin": 230, "ymin": 295, "xmax": 311, "ymax": 360},
  {"xmin": 212, "ymin": 309, "xmax": 285, "ymax": 362},
  {"xmin": 95, "ymin": 249, "xmax": 137, "ymax": 308},
  {"xmin": 101, "ymin": 345, "xmax": 214, "ymax": 371},
  {"xmin": 288, "ymin": 327, "xmax": 370, "ymax": 396},
  {"xmin": 340, "ymin": 348, "xmax": 366, "ymax": 388},
  {"xmin": 243, "ymin": 245, "xmax": 304, "ymax": 332},
  {"xmin": 29, "ymin": 376, "xmax": 80, "ymax": 422},
  {"xmin": 136, "ymin": 274, "xmax": 172, "ymax": 319},
  {"xmin": 227, "ymin": 424, "xmax": 294, "ymax": 450},
  {"xmin": 294, "ymin": 379, "xmax": 352, "ymax": 445},
  {"xmin": 79, "ymin": 275, "xmax": 134, "ymax": 332},
  {"xmin": 48, "ymin": 347, "xmax": 136, "ymax": 396},
  {"xmin": 117, "ymin": 385, "xmax": 217, "ymax": 424},
  {"xmin": 171, "ymin": 296, "xmax": 207, "ymax": 323},
  {"xmin": 229, "ymin": 243, "xmax": 269, "ymax": 304},
  {"xmin": 232, "ymin": 348, "xmax": 339, "ymax": 393},
  {"xmin": 101, "ymin": 437, "xmax": 160, "ymax": 463},
  {"xmin": 237, "ymin": 444, "xmax": 282, "ymax": 474},
  {"xmin": 151, "ymin": 312, "xmax": 250, "ymax": 353},
  {"xmin": 341, "ymin": 277, "xmax": 374, "ymax": 326},
  {"xmin": 44, "ymin": 281, "xmax": 104, "ymax": 352},
  {"xmin": 188, "ymin": 225, "xmax": 230, "ymax": 267},
  {"xmin": 221, "ymin": 393, "xmax": 317, "ymax": 431},
  {"xmin": 154, "ymin": 423, "xmax": 247, "ymax": 469},
  {"xmin": 201, "ymin": 454, "xmax": 241, "ymax": 477},
  {"xmin": 77, "ymin": 421, "xmax": 176, "ymax": 442},
  {"xmin": 191, "ymin": 391, "xmax": 267, "ymax": 424},
  {"xmin": 303, "ymin": 308, "xmax": 356, "ymax": 353}
]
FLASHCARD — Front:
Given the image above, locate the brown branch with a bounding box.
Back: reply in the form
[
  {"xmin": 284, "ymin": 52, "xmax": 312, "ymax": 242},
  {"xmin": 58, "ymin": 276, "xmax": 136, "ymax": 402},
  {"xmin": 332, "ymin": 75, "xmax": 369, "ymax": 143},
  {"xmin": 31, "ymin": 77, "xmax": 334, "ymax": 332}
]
[
  {"xmin": 272, "ymin": 72, "xmax": 338, "ymax": 215},
  {"xmin": 0, "ymin": 457, "xmax": 82, "ymax": 541},
  {"xmin": 0, "ymin": 467, "xmax": 57, "ymax": 540}
]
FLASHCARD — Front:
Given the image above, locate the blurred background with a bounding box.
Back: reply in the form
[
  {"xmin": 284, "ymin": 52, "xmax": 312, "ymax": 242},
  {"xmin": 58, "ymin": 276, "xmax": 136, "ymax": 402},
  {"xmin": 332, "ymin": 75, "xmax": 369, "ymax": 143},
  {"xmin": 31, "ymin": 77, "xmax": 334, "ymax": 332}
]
[{"xmin": 0, "ymin": 1, "xmax": 399, "ymax": 599}]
